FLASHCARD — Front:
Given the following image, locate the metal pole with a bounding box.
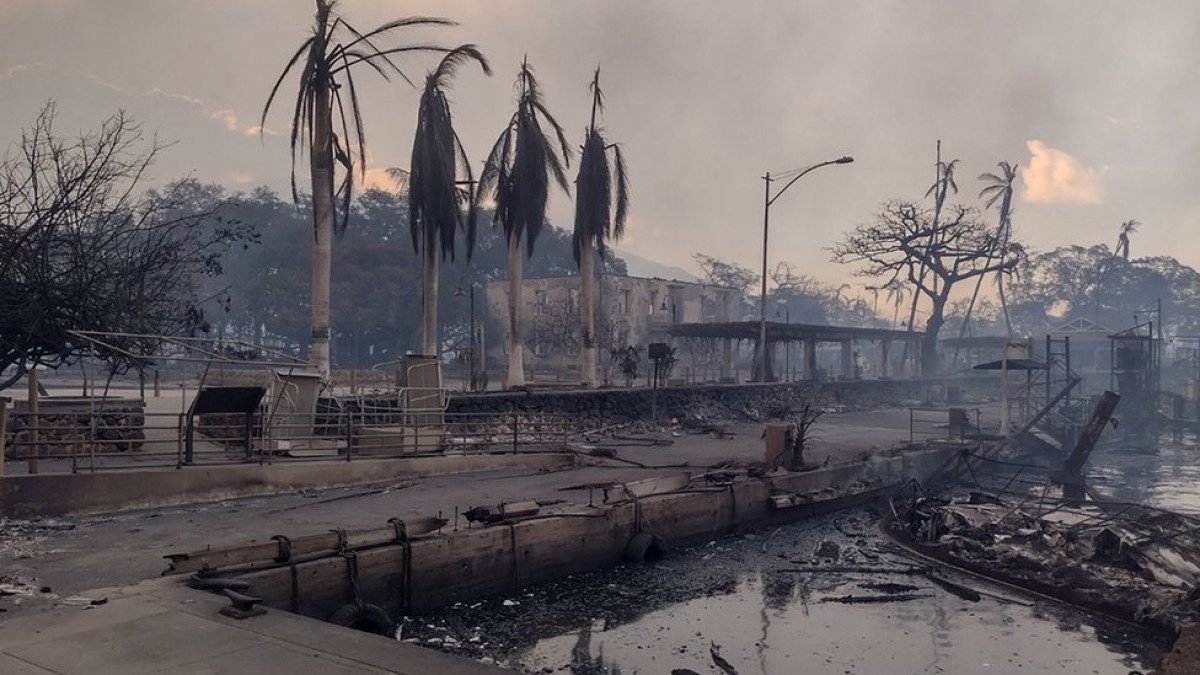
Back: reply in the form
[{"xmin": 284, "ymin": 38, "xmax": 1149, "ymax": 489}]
[
  {"xmin": 0, "ymin": 397, "xmax": 8, "ymax": 476},
  {"xmin": 757, "ymin": 172, "xmax": 771, "ymax": 382}
]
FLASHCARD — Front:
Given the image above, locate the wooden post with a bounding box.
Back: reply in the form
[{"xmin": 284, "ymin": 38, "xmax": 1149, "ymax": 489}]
[
  {"xmin": 27, "ymin": 369, "xmax": 39, "ymax": 474},
  {"xmin": 0, "ymin": 397, "xmax": 9, "ymax": 476},
  {"xmin": 153, "ymin": 369, "xmax": 161, "ymax": 397},
  {"xmin": 1063, "ymin": 390, "xmax": 1121, "ymax": 476}
]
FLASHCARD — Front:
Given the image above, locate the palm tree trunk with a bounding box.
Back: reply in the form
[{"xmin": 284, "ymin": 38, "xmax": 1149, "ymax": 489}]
[
  {"xmin": 421, "ymin": 240, "xmax": 438, "ymax": 356},
  {"xmin": 505, "ymin": 235, "xmax": 526, "ymax": 388},
  {"xmin": 578, "ymin": 236, "xmax": 597, "ymax": 386},
  {"xmin": 308, "ymin": 75, "xmax": 335, "ymax": 377},
  {"xmin": 998, "ymin": 270, "xmax": 1012, "ymax": 336}
]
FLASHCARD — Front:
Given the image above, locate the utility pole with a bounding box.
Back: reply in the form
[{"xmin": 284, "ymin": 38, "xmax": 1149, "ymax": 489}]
[{"xmin": 754, "ymin": 156, "xmax": 854, "ymax": 382}]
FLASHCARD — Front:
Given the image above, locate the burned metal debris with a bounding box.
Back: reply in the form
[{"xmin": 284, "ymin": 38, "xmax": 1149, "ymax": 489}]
[{"xmin": 888, "ymin": 484, "xmax": 1200, "ymax": 634}]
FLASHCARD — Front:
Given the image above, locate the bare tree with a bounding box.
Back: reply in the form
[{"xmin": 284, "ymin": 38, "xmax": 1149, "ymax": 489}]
[
  {"xmin": 832, "ymin": 200, "xmax": 1018, "ymax": 374},
  {"xmin": 0, "ymin": 104, "xmax": 253, "ymax": 389},
  {"xmin": 693, "ymin": 253, "xmax": 758, "ymax": 319}
]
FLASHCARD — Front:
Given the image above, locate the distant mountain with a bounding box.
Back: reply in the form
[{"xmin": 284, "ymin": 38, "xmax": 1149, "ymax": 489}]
[{"xmin": 612, "ymin": 248, "xmax": 700, "ymax": 282}]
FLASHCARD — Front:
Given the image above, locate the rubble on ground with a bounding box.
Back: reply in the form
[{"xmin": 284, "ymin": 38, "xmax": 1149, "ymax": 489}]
[{"xmin": 889, "ymin": 490, "xmax": 1200, "ymax": 633}]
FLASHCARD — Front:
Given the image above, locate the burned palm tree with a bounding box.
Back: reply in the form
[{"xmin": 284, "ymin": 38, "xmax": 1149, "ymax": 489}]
[
  {"xmin": 883, "ymin": 279, "xmax": 907, "ymax": 328},
  {"xmin": 408, "ymin": 46, "xmax": 491, "ymax": 356},
  {"xmin": 478, "ymin": 57, "xmax": 572, "ymax": 388},
  {"xmin": 901, "ymin": 145, "xmax": 958, "ymax": 368},
  {"xmin": 953, "ymin": 160, "xmax": 1019, "ymax": 353},
  {"xmin": 1115, "ymin": 219, "xmax": 1139, "ymax": 260},
  {"xmin": 573, "ymin": 68, "xmax": 629, "ymax": 386},
  {"xmin": 261, "ymin": 0, "xmax": 452, "ymax": 375},
  {"xmin": 978, "ymin": 161, "xmax": 1018, "ymax": 333}
]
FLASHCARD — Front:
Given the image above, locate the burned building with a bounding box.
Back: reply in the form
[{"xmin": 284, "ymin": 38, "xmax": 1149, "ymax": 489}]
[{"xmin": 485, "ymin": 273, "xmax": 741, "ymax": 382}]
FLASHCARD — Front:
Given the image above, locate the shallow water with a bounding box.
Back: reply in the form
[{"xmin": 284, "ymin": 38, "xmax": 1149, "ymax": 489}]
[
  {"xmin": 1089, "ymin": 433, "xmax": 1200, "ymax": 515},
  {"xmin": 405, "ymin": 510, "xmax": 1160, "ymax": 674},
  {"xmin": 518, "ymin": 573, "xmax": 1149, "ymax": 675}
]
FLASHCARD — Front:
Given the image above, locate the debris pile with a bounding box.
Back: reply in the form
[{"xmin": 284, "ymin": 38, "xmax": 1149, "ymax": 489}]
[{"xmin": 890, "ymin": 490, "xmax": 1200, "ymax": 633}]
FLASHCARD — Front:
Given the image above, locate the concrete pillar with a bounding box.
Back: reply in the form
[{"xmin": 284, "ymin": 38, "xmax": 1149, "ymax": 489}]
[
  {"xmin": 756, "ymin": 338, "xmax": 775, "ymax": 382},
  {"xmin": 720, "ymin": 338, "xmax": 733, "ymax": 382},
  {"xmin": 840, "ymin": 340, "xmax": 854, "ymax": 380},
  {"xmin": 804, "ymin": 340, "xmax": 818, "ymax": 380},
  {"xmin": 880, "ymin": 339, "xmax": 892, "ymax": 379}
]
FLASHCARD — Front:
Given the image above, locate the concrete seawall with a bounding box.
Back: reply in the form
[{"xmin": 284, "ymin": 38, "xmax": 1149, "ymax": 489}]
[{"xmin": 231, "ymin": 444, "xmax": 961, "ymax": 619}]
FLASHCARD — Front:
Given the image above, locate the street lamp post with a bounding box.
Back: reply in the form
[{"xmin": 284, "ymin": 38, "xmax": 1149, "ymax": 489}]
[{"xmin": 756, "ymin": 156, "xmax": 854, "ymax": 382}]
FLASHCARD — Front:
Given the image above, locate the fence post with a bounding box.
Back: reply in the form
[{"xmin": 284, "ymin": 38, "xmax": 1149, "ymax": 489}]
[
  {"xmin": 345, "ymin": 408, "xmax": 354, "ymax": 462},
  {"xmin": 27, "ymin": 369, "xmax": 39, "ymax": 475},
  {"xmin": 0, "ymin": 397, "xmax": 8, "ymax": 476},
  {"xmin": 909, "ymin": 407, "xmax": 914, "ymax": 446},
  {"xmin": 512, "ymin": 412, "xmax": 519, "ymax": 455}
]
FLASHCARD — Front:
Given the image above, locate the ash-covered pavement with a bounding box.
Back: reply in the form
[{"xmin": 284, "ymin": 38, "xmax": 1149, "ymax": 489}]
[{"xmin": 401, "ymin": 508, "xmax": 1161, "ymax": 674}]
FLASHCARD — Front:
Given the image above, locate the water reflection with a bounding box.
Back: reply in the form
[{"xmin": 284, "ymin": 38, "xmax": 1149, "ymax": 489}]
[
  {"xmin": 1090, "ymin": 433, "xmax": 1200, "ymax": 514},
  {"xmin": 510, "ymin": 514, "xmax": 1157, "ymax": 674}
]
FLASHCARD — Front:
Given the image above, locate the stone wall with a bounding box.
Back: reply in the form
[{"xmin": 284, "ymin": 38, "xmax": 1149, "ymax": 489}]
[
  {"xmin": 445, "ymin": 376, "xmax": 994, "ymax": 430},
  {"xmin": 4, "ymin": 398, "xmax": 146, "ymax": 459}
]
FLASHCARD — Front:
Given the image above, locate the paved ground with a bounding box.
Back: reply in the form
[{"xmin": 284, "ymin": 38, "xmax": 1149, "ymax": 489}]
[
  {"xmin": 0, "ymin": 577, "xmax": 503, "ymax": 674},
  {"xmin": 0, "ymin": 408, "xmax": 930, "ymax": 601}
]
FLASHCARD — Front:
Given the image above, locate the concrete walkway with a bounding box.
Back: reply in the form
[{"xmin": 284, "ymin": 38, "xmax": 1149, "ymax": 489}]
[{"xmin": 0, "ymin": 577, "xmax": 501, "ymax": 674}]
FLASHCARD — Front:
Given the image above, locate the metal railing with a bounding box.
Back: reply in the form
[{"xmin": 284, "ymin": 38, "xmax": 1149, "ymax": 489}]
[
  {"xmin": 908, "ymin": 406, "xmax": 981, "ymax": 445},
  {"xmin": 0, "ymin": 407, "xmax": 576, "ymax": 475}
]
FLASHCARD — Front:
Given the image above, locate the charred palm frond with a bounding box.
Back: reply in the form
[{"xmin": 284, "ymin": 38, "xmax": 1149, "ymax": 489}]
[
  {"xmin": 478, "ymin": 57, "xmax": 572, "ymax": 256},
  {"xmin": 409, "ymin": 45, "xmax": 491, "ymax": 261},
  {"xmin": 261, "ymin": 0, "xmax": 454, "ymax": 235},
  {"xmin": 572, "ymin": 68, "xmax": 630, "ymax": 263}
]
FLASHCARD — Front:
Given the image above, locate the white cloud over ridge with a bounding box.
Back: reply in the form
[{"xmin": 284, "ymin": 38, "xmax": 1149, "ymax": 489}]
[{"xmin": 1020, "ymin": 139, "xmax": 1104, "ymax": 205}]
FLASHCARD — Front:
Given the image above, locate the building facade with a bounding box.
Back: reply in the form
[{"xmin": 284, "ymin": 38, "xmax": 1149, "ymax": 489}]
[{"xmin": 485, "ymin": 274, "xmax": 741, "ymax": 382}]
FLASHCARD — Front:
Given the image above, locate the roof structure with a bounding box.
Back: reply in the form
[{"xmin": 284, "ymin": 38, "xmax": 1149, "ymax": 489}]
[
  {"xmin": 1050, "ymin": 317, "xmax": 1114, "ymax": 336},
  {"xmin": 667, "ymin": 321, "xmax": 920, "ymax": 343},
  {"xmin": 68, "ymin": 330, "xmax": 309, "ymax": 369},
  {"xmin": 973, "ymin": 358, "xmax": 1047, "ymax": 371}
]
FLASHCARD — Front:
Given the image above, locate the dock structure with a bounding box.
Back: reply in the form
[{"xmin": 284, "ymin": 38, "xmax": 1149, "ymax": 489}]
[{"xmin": 668, "ymin": 320, "xmax": 922, "ymax": 382}]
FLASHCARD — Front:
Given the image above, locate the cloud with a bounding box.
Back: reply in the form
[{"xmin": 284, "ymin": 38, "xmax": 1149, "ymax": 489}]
[
  {"xmin": 361, "ymin": 165, "xmax": 403, "ymax": 192},
  {"xmin": 230, "ymin": 171, "xmax": 257, "ymax": 186},
  {"xmin": 243, "ymin": 125, "xmax": 280, "ymax": 137},
  {"xmin": 145, "ymin": 88, "xmax": 272, "ymax": 136},
  {"xmin": 1020, "ymin": 139, "xmax": 1105, "ymax": 205},
  {"xmin": 209, "ymin": 109, "xmax": 239, "ymax": 132},
  {"xmin": 85, "ymin": 73, "xmax": 121, "ymax": 92}
]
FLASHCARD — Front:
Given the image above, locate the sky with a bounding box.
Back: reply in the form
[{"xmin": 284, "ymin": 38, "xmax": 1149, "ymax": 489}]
[{"xmin": 2, "ymin": 0, "xmax": 1199, "ymax": 291}]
